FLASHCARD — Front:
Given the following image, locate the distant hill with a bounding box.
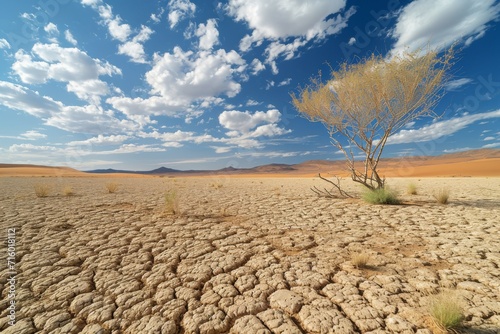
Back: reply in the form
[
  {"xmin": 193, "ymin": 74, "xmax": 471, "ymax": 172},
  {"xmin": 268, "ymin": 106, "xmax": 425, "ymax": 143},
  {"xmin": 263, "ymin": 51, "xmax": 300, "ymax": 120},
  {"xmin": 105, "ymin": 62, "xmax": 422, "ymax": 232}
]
[
  {"xmin": 2, "ymin": 148, "xmax": 498, "ymax": 177},
  {"xmin": 83, "ymin": 148, "xmax": 500, "ymax": 176}
]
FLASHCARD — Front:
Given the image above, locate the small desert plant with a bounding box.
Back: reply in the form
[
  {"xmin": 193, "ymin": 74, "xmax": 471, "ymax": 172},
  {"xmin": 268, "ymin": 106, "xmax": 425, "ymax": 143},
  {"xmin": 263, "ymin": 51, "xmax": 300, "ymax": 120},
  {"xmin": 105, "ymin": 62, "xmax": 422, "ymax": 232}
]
[
  {"xmin": 429, "ymin": 292, "xmax": 463, "ymax": 332},
  {"xmin": 362, "ymin": 187, "xmax": 400, "ymax": 205},
  {"xmin": 164, "ymin": 189, "xmax": 179, "ymax": 214},
  {"xmin": 62, "ymin": 185, "xmax": 74, "ymax": 196},
  {"xmin": 34, "ymin": 183, "xmax": 51, "ymax": 197},
  {"xmin": 210, "ymin": 182, "xmax": 223, "ymax": 189},
  {"xmin": 407, "ymin": 183, "xmax": 418, "ymax": 195},
  {"xmin": 105, "ymin": 182, "xmax": 119, "ymax": 193},
  {"xmin": 351, "ymin": 252, "xmax": 370, "ymax": 269},
  {"xmin": 433, "ymin": 188, "xmax": 450, "ymax": 204}
]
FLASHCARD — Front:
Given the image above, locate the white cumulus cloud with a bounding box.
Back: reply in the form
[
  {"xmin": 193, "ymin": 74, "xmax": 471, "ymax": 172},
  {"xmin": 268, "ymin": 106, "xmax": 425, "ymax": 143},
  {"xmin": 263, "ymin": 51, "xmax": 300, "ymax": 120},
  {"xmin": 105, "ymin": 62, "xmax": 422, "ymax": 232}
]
[
  {"xmin": 196, "ymin": 19, "xmax": 219, "ymax": 50},
  {"xmin": 12, "ymin": 43, "xmax": 120, "ymax": 104},
  {"xmin": 168, "ymin": 0, "xmax": 196, "ymax": 29},
  {"xmin": 390, "ymin": 0, "xmax": 500, "ymax": 55},
  {"xmin": 65, "ymin": 30, "xmax": 78, "ymax": 45},
  {"xmin": 386, "ymin": 109, "xmax": 500, "ymax": 145},
  {"xmin": 226, "ymin": 0, "xmax": 354, "ymax": 73}
]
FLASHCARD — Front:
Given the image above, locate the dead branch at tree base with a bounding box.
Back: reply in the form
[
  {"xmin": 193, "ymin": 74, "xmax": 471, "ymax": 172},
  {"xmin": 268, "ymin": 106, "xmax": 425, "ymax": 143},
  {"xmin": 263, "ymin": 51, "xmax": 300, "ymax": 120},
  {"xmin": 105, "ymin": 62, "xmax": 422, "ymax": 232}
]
[{"xmin": 311, "ymin": 173, "xmax": 353, "ymax": 198}]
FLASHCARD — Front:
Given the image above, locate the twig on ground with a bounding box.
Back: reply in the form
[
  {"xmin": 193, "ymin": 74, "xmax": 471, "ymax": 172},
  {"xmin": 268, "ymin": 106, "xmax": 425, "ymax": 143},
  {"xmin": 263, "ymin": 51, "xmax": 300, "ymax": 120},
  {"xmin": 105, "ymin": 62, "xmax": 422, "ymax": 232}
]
[{"xmin": 311, "ymin": 173, "xmax": 353, "ymax": 198}]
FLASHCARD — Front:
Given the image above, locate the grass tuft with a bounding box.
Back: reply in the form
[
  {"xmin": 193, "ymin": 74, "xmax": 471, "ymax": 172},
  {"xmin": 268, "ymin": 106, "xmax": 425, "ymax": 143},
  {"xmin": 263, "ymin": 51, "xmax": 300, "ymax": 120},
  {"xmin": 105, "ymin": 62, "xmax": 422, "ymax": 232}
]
[
  {"xmin": 362, "ymin": 187, "xmax": 400, "ymax": 205},
  {"xmin": 34, "ymin": 183, "xmax": 51, "ymax": 197},
  {"xmin": 210, "ymin": 182, "xmax": 223, "ymax": 189},
  {"xmin": 433, "ymin": 188, "xmax": 450, "ymax": 204},
  {"xmin": 164, "ymin": 189, "xmax": 179, "ymax": 215},
  {"xmin": 105, "ymin": 182, "xmax": 119, "ymax": 193},
  {"xmin": 351, "ymin": 252, "xmax": 370, "ymax": 269},
  {"xmin": 407, "ymin": 183, "xmax": 418, "ymax": 195},
  {"xmin": 62, "ymin": 185, "xmax": 74, "ymax": 196},
  {"xmin": 429, "ymin": 292, "xmax": 463, "ymax": 333}
]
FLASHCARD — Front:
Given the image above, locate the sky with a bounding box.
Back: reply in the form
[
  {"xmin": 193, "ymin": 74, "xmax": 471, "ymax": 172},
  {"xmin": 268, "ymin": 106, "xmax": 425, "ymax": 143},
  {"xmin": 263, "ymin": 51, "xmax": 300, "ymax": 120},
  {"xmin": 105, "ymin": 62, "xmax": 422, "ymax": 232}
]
[{"xmin": 0, "ymin": 0, "xmax": 499, "ymax": 171}]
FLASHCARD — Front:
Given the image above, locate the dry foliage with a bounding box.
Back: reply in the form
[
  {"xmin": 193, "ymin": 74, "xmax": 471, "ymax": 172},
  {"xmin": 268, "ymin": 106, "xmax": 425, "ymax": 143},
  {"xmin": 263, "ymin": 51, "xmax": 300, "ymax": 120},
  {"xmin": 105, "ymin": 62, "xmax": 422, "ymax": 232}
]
[
  {"xmin": 62, "ymin": 185, "xmax": 74, "ymax": 196},
  {"xmin": 292, "ymin": 48, "xmax": 454, "ymax": 190},
  {"xmin": 105, "ymin": 182, "xmax": 119, "ymax": 193},
  {"xmin": 34, "ymin": 183, "xmax": 51, "ymax": 197},
  {"xmin": 164, "ymin": 189, "xmax": 179, "ymax": 215},
  {"xmin": 407, "ymin": 183, "xmax": 418, "ymax": 195},
  {"xmin": 351, "ymin": 252, "xmax": 370, "ymax": 269},
  {"xmin": 428, "ymin": 291, "xmax": 463, "ymax": 333},
  {"xmin": 434, "ymin": 188, "xmax": 450, "ymax": 204},
  {"xmin": 210, "ymin": 182, "xmax": 223, "ymax": 189}
]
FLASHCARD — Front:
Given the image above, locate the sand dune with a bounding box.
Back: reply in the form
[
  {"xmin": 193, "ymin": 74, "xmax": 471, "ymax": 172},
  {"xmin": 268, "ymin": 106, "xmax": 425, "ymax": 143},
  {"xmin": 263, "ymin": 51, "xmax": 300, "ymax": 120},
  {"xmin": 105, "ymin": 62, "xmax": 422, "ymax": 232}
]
[{"xmin": 1, "ymin": 149, "xmax": 499, "ymax": 178}]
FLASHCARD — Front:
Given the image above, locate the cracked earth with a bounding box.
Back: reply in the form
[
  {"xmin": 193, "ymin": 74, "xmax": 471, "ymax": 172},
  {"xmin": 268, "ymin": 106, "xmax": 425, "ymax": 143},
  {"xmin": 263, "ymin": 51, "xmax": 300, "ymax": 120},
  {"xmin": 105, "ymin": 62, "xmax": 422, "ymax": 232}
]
[{"xmin": 0, "ymin": 176, "xmax": 499, "ymax": 333}]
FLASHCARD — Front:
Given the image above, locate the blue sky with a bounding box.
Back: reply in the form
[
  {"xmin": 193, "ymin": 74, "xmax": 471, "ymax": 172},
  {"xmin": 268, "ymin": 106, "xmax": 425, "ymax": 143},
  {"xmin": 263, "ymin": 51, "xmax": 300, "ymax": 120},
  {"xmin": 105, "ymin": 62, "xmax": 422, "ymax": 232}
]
[{"xmin": 1, "ymin": 0, "xmax": 499, "ymax": 170}]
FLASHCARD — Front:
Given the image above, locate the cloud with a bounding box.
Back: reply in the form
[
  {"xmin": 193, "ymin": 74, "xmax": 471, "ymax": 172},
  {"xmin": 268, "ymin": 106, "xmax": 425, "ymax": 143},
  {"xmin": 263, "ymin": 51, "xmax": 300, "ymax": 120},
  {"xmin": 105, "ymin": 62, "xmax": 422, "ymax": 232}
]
[
  {"xmin": 82, "ymin": 1, "xmax": 153, "ymax": 63},
  {"xmin": 250, "ymin": 58, "xmax": 265, "ymax": 75},
  {"xmin": 67, "ymin": 134, "xmax": 129, "ymax": 146},
  {"xmin": 44, "ymin": 23, "xmax": 59, "ymax": 35},
  {"xmin": 12, "ymin": 43, "xmax": 120, "ymax": 104},
  {"xmin": 0, "ymin": 38, "xmax": 10, "ymax": 49},
  {"xmin": 21, "ymin": 130, "xmax": 47, "ymax": 140},
  {"xmin": 219, "ymin": 109, "xmax": 281, "ymax": 133},
  {"xmin": 0, "ymin": 130, "xmax": 47, "ymax": 141},
  {"xmin": 445, "ymin": 78, "xmax": 473, "ymax": 91},
  {"xmin": 196, "ymin": 19, "xmax": 219, "ymax": 50},
  {"xmin": 483, "ymin": 136, "xmax": 495, "ymax": 141},
  {"xmin": 386, "ymin": 109, "xmax": 500, "ymax": 144},
  {"xmin": 246, "ymin": 99, "xmax": 260, "ymax": 106},
  {"xmin": 117, "ymin": 25, "xmax": 153, "ymax": 63},
  {"xmin": 108, "ymin": 42, "xmax": 248, "ymax": 123},
  {"xmin": 483, "ymin": 142, "xmax": 500, "ymax": 148},
  {"xmin": 226, "ymin": 0, "xmax": 354, "ymax": 72},
  {"xmin": 348, "ymin": 37, "xmax": 356, "ymax": 45},
  {"xmin": 278, "ymin": 78, "xmax": 292, "ymax": 86},
  {"xmin": 65, "ymin": 30, "xmax": 78, "ymax": 45},
  {"xmin": 390, "ymin": 0, "xmax": 500, "ymax": 55},
  {"xmin": 143, "ymin": 46, "xmax": 245, "ymax": 103},
  {"xmin": 168, "ymin": 0, "xmax": 196, "ymax": 29},
  {"xmin": 0, "ymin": 81, "xmax": 139, "ymax": 134}
]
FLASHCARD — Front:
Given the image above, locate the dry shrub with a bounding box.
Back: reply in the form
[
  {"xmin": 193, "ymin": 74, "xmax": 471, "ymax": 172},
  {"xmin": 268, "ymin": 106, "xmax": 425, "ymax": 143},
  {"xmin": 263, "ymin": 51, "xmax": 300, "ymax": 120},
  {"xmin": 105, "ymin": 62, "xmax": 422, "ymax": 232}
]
[
  {"xmin": 407, "ymin": 183, "xmax": 418, "ymax": 195},
  {"xmin": 210, "ymin": 182, "xmax": 223, "ymax": 189},
  {"xmin": 351, "ymin": 252, "xmax": 370, "ymax": 269},
  {"xmin": 164, "ymin": 189, "xmax": 179, "ymax": 215},
  {"xmin": 105, "ymin": 182, "xmax": 119, "ymax": 193},
  {"xmin": 62, "ymin": 185, "xmax": 74, "ymax": 196},
  {"xmin": 362, "ymin": 187, "xmax": 400, "ymax": 205},
  {"xmin": 434, "ymin": 188, "xmax": 450, "ymax": 204},
  {"xmin": 428, "ymin": 291, "xmax": 463, "ymax": 333},
  {"xmin": 34, "ymin": 183, "xmax": 51, "ymax": 197}
]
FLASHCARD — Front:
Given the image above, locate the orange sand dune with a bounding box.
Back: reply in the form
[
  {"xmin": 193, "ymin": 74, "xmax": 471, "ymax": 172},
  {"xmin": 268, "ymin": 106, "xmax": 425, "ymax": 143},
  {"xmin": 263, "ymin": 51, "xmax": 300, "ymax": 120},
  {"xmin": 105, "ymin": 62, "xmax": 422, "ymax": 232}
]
[
  {"xmin": 0, "ymin": 165, "xmax": 151, "ymax": 178},
  {"xmin": 1, "ymin": 149, "xmax": 499, "ymax": 178}
]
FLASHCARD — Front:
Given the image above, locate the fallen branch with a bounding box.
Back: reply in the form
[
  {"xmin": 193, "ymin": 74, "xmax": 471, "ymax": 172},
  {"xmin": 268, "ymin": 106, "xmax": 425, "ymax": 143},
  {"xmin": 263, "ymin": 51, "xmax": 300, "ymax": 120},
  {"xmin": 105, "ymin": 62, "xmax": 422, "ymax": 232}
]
[{"xmin": 311, "ymin": 173, "xmax": 353, "ymax": 198}]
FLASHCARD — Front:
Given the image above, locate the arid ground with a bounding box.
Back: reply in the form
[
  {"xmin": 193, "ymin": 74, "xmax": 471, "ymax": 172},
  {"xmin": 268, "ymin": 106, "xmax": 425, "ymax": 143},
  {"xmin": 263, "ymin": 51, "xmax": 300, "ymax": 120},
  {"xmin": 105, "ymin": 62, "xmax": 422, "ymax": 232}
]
[{"xmin": 0, "ymin": 162, "xmax": 499, "ymax": 333}]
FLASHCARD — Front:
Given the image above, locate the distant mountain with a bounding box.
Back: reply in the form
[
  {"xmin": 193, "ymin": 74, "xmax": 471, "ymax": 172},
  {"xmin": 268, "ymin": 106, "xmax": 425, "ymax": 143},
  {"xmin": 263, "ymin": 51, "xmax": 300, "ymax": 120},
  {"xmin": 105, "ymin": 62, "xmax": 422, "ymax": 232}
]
[{"xmin": 83, "ymin": 148, "xmax": 500, "ymax": 176}]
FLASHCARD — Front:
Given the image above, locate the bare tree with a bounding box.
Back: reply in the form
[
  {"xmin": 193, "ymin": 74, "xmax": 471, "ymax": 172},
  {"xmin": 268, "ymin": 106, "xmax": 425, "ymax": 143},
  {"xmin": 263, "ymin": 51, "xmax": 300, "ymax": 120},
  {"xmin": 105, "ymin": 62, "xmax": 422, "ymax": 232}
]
[{"xmin": 291, "ymin": 49, "xmax": 454, "ymax": 191}]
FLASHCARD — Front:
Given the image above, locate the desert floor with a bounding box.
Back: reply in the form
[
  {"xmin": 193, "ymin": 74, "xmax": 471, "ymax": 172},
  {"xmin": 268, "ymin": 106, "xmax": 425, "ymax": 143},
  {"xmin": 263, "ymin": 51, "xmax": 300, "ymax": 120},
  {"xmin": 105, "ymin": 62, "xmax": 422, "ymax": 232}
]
[{"xmin": 0, "ymin": 176, "xmax": 499, "ymax": 334}]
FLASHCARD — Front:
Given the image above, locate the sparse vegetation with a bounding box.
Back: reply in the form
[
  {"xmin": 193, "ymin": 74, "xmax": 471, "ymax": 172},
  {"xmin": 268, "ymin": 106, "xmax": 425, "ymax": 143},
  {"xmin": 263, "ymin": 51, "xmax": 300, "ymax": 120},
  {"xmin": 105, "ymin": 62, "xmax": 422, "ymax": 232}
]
[
  {"xmin": 429, "ymin": 292, "xmax": 464, "ymax": 333},
  {"xmin": 34, "ymin": 183, "xmax": 51, "ymax": 197},
  {"xmin": 292, "ymin": 48, "xmax": 454, "ymax": 191},
  {"xmin": 62, "ymin": 185, "xmax": 74, "ymax": 196},
  {"xmin": 407, "ymin": 183, "xmax": 418, "ymax": 195},
  {"xmin": 434, "ymin": 188, "xmax": 450, "ymax": 204},
  {"xmin": 105, "ymin": 182, "xmax": 119, "ymax": 193},
  {"xmin": 362, "ymin": 187, "xmax": 400, "ymax": 205},
  {"xmin": 351, "ymin": 252, "xmax": 370, "ymax": 269},
  {"xmin": 164, "ymin": 189, "xmax": 179, "ymax": 215},
  {"xmin": 210, "ymin": 182, "xmax": 223, "ymax": 189}
]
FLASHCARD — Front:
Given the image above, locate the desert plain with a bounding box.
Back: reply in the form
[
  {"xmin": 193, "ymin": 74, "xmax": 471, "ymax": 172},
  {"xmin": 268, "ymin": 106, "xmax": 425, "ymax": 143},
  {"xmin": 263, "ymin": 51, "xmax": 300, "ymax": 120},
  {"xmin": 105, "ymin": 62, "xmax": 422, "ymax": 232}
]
[{"xmin": 0, "ymin": 155, "xmax": 499, "ymax": 334}]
